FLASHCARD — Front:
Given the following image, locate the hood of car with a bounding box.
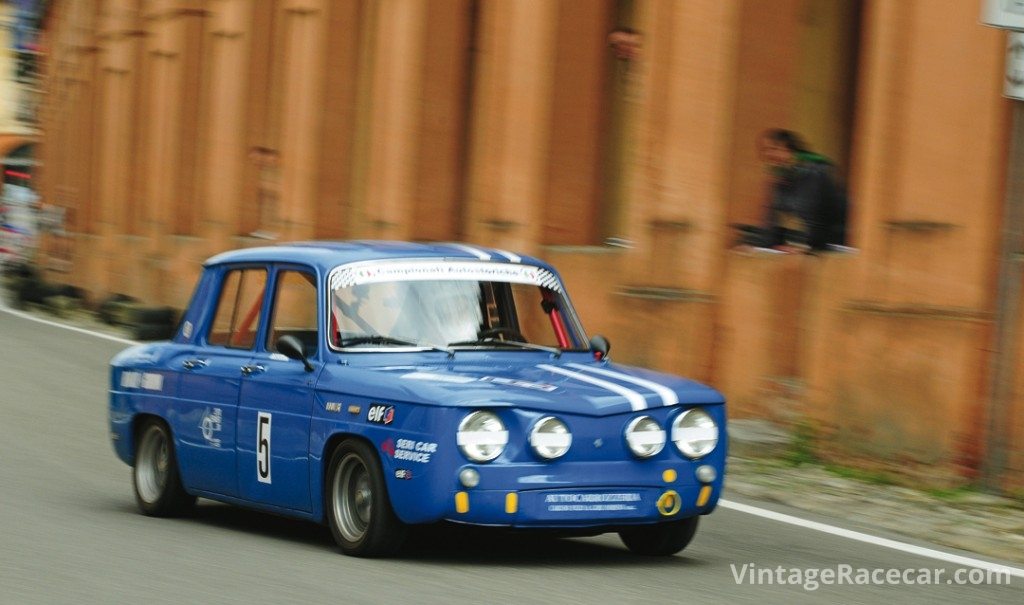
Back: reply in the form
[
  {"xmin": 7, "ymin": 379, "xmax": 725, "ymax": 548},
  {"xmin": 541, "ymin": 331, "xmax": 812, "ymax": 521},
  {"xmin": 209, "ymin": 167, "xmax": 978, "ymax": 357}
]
[{"xmin": 318, "ymin": 357, "xmax": 724, "ymax": 417}]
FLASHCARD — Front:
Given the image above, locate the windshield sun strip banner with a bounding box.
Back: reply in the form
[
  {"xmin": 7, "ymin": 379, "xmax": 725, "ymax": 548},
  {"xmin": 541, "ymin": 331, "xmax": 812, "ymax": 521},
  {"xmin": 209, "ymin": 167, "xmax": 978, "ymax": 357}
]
[{"xmin": 329, "ymin": 260, "xmax": 562, "ymax": 292}]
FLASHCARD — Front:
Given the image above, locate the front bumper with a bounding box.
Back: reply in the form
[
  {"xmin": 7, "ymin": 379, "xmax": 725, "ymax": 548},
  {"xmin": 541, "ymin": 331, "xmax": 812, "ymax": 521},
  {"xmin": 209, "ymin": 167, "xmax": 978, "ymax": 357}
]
[{"xmin": 442, "ymin": 479, "xmax": 719, "ymax": 528}]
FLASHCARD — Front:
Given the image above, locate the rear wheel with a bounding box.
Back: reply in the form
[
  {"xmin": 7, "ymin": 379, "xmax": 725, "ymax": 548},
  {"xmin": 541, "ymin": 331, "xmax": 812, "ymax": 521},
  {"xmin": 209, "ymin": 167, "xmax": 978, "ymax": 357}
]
[
  {"xmin": 619, "ymin": 517, "xmax": 699, "ymax": 556},
  {"xmin": 325, "ymin": 440, "xmax": 407, "ymax": 557},
  {"xmin": 132, "ymin": 420, "xmax": 195, "ymax": 516}
]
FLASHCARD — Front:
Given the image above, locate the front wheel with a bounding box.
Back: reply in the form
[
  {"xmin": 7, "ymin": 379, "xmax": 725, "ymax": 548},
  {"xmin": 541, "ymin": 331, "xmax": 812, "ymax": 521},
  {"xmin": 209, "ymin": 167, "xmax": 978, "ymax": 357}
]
[
  {"xmin": 325, "ymin": 440, "xmax": 407, "ymax": 557},
  {"xmin": 132, "ymin": 419, "xmax": 195, "ymax": 516},
  {"xmin": 619, "ymin": 517, "xmax": 699, "ymax": 556}
]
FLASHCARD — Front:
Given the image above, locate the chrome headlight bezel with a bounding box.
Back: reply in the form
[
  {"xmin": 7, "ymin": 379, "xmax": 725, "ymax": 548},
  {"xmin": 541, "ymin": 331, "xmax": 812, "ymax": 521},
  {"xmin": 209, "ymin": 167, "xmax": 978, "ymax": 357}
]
[
  {"xmin": 529, "ymin": 416, "xmax": 572, "ymax": 460},
  {"xmin": 671, "ymin": 408, "xmax": 719, "ymax": 459},
  {"xmin": 457, "ymin": 410, "xmax": 509, "ymax": 462},
  {"xmin": 624, "ymin": 415, "xmax": 666, "ymax": 458}
]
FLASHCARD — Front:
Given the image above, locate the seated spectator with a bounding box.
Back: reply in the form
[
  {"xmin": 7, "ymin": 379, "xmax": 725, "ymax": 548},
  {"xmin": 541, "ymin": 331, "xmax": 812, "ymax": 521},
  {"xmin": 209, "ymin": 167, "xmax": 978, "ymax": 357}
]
[{"xmin": 752, "ymin": 129, "xmax": 849, "ymax": 252}]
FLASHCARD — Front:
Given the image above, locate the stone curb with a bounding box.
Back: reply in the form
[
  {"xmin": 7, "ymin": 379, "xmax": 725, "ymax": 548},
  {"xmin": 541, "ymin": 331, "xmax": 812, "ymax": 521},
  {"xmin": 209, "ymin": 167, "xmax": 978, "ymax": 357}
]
[{"xmin": 727, "ymin": 419, "xmax": 1024, "ymax": 565}]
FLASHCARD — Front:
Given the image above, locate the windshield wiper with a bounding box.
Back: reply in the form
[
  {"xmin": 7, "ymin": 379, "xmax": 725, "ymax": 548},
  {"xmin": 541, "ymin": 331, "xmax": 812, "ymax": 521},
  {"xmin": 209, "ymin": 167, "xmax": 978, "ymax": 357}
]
[
  {"xmin": 447, "ymin": 337, "xmax": 561, "ymax": 357},
  {"xmin": 341, "ymin": 335, "xmax": 453, "ymax": 356}
]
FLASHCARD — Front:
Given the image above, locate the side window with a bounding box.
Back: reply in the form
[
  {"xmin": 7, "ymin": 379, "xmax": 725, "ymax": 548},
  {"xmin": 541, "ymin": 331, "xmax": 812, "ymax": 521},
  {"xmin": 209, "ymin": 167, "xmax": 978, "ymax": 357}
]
[
  {"xmin": 268, "ymin": 270, "xmax": 318, "ymax": 355},
  {"xmin": 208, "ymin": 268, "xmax": 268, "ymax": 349},
  {"xmin": 509, "ymin": 284, "xmax": 576, "ymax": 349}
]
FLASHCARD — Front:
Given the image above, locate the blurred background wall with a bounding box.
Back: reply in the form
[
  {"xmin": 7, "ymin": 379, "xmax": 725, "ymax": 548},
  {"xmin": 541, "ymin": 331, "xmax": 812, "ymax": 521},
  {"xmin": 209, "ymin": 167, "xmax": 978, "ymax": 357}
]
[
  {"xmin": 0, "ymin": 0, "xmax": 42, "ymax": 259},
  {"xmin": 21, "ymin": 0, "xmax": 1024, "ymax": 490}
]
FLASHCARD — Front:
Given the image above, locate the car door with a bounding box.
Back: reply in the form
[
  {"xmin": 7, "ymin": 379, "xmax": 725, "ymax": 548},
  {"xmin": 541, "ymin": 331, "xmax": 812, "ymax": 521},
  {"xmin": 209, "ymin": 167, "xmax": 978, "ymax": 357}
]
[
  {"xmin": 174, "ymin": 266, "xmax": 269, "ymax": 497},
  {"xmin": 236, "ymin": 266, "xmax": 319, "ymax": 512}
]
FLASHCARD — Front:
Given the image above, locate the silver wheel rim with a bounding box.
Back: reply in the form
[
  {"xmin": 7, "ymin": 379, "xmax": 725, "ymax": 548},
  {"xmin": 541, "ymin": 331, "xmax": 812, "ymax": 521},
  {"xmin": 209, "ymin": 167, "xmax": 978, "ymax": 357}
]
[
  {"xmin": 333, "ymin": 453, "xmax": 372, "ymax": 543},
  {"xmin": 136, "ymin": 426, "xmax": 169, "ymax": 503}
]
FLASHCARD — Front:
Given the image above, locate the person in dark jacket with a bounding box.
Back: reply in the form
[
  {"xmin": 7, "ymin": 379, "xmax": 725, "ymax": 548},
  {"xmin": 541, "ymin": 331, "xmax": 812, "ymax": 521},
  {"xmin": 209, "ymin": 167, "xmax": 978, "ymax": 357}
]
[{"xmin": 757, "ymin": 129, "xmax": 848, "ymax": 251}]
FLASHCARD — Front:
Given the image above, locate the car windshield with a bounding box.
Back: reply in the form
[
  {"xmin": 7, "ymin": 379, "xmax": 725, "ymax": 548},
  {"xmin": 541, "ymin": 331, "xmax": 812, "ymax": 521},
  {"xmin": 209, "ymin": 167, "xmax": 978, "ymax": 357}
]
[{"xmin": 328, "ymin": 261, "xmax": 586, "ymax": 351}]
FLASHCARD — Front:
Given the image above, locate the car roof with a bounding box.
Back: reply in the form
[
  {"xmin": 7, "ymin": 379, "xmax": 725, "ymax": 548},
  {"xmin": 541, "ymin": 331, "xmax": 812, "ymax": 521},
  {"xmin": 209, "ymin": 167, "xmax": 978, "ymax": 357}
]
[{"xmin": 203, "ymin": 240, "xmax": 554, "ymax": 273}]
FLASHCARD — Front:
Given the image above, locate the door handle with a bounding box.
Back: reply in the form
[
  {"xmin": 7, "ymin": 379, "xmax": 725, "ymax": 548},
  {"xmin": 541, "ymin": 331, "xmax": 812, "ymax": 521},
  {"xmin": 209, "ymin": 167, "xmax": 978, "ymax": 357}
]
[
  {"xmin": 241, "ymin": 364, "xmax": 266, "ymax": 376},
  {"xmin": 182, "ymin": 359, "xmax": 208, "ymax": 370}
]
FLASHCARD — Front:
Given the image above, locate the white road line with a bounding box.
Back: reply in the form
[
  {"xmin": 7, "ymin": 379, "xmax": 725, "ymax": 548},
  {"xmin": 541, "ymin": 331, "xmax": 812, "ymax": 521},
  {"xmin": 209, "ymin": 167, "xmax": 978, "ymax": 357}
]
[
  {"xmin": 4, "ymin": 303, "xmax": 1023, "ymax": 578},
  {"xmin": 719, "ymin": 499, "xmax": 1024, "ymax": 578},
  {"xmin": 0, "ymin": 304, "xmax": 136, "ymax": 345},
  {"xmin": 567, "ymin": 362, "xmax": 679, "ymax": 406}
]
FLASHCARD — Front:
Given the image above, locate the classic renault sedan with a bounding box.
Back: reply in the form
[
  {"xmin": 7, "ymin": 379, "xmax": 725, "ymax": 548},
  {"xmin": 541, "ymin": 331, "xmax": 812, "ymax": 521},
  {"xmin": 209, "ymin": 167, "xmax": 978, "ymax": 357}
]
[{"xmin": 109, "ymin": 241, "xmax": 726, "ymax": 557}]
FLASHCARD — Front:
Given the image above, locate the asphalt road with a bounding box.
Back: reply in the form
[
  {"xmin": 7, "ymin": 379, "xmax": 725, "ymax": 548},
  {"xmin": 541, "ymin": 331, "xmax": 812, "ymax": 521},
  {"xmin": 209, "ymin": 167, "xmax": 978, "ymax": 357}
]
[{"xmin": 1, "ymin": 307, "xmax": 1022, "ymax": 604}]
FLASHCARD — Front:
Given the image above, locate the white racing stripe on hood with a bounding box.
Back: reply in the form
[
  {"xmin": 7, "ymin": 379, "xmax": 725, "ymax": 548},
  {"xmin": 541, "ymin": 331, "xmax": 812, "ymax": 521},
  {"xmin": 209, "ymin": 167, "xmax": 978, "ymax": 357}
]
[
  {"xmin": 444, "ymin": 243, "xmax": 492, "ymax": 260},
  {"xmin": 537, "ymin": 364, "xmax": 648, "ymax": 411},
  {"xmin": 492, "ymin": 248, "xmax": 522, "ymax": 263},
  {"xmin": 567, "ymin": 363, "xmax": 679, "ymax": 407}
]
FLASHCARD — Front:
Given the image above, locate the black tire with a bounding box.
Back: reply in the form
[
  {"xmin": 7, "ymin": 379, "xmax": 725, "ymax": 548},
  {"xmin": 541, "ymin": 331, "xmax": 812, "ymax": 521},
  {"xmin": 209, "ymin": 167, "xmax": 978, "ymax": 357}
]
[
  {"xmin": 98, "ymin": 294, "xmax": 137, "ymax": 325},
  {"xmin": 325, "ymin": 440, "xmax": 407, "ymax": 557},
  {"xmin": 619, "ymin": 516, "xmax": 699, "ymax": 556},
  {"xmin": 132, "ymin": 419, "xmax": 195, "ymax": 516},
  {"xmin": 127, "ymin": 306, "xmax": 177, "ymax": 326}
]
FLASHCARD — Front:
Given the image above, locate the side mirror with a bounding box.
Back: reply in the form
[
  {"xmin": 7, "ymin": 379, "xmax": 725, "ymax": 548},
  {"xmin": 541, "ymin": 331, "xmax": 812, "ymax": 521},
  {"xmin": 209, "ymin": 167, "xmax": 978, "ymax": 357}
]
[
  {"xmin": 277, "ymin": 335, "xmax": 314, "ymax": 372},
  {"xmin": 589, "ymin": 335, "xmax": 610, "ymax": 361}
]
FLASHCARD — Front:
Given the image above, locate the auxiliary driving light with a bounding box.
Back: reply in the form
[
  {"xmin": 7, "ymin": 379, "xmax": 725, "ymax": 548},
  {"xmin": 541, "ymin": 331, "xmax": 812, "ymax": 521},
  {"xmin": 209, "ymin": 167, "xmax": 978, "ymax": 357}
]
[
  {"xmin": 459, "ymin": 467, "xmax": 480, "ymax": 488},
  {"xmin": 695, "ymin": 464, "xmax": 717, "ymax": 484}
]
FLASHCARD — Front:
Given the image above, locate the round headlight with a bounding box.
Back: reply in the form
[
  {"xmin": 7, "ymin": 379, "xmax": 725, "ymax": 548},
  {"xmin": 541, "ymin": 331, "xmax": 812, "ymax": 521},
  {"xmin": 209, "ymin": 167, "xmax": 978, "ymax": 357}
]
[
  {"xmin": 672, "ymin": 408, "xmax": 719, "ymax": 459},
  {"xmin": 624, "ymin": 415, "xmax": 666, "ymax": 458},
  {"xmin": 457, "ymin": 411, "xmax": 508, "ymax": 462},
  {"xmin": 529, "ymin": 416, "xmax": 572, "ymax": 460}
]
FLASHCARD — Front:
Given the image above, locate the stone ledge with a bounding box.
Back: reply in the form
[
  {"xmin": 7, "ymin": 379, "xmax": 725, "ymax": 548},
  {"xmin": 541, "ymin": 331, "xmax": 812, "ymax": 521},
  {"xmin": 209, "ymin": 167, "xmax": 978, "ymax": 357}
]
[
  {"xmin": 615, "ymin": 286, "xmax": 716, "ymax": 303},
  {"xmin": 844, "ymin": 300, "xmax": 991, "ymax": 322}
]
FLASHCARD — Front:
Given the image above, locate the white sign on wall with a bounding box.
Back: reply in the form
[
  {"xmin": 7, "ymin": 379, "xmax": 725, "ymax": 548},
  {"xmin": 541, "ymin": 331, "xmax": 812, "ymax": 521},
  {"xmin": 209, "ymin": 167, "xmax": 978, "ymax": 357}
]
[
  {"xmin": 982, "ymin": 0, "xmax": 1024, "ymax": 30},
  {"xmin": 1007, "ymin": 32, "xmax": 1024, "ymax": 100}
]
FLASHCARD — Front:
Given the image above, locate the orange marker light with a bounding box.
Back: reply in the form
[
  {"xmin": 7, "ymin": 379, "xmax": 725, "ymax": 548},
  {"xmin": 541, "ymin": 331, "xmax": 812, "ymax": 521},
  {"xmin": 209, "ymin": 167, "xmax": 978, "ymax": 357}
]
[{"xmin": 696, "ymin": 485, "xmax": 712, "ymax": 507}]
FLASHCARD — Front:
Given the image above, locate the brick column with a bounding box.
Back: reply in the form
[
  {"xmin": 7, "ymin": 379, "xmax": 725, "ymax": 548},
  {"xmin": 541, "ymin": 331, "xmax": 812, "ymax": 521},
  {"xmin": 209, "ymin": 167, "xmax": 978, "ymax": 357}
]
[
  {"xmin": 464, "ymin": 0, "xmax": 558, "ymax": 253},
  {"xmin": 355, "ymin": 0, "xmax": 427, "ymax": 241},
  {"xmin": 834, "ymin": 0, "xmax": 1007, "ymax": 471},
  {"xmin": 275, "ymin": 0, "xmax": 328, "ymax": 242},
  {"xmin": 609, "ymin": 0, "xmax": 742, "ymax": 379},
  {"xmin": 94, "ymin": 0, "xmax": 144, "ymax": 296},
  {"xmin": 622, "ymin": 0, "xmax": 740, "ymax": 292},
  {"xmin": 199, "ymin": 0, "xmax": 252, "ymax": 253}
]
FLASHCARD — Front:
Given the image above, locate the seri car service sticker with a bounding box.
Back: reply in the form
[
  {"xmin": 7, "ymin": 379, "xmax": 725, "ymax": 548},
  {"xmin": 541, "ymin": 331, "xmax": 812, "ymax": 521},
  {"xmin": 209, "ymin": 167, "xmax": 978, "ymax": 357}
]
[{"xmin": 381, "ymin": 438, "xmax": 436, "ymax": 463}]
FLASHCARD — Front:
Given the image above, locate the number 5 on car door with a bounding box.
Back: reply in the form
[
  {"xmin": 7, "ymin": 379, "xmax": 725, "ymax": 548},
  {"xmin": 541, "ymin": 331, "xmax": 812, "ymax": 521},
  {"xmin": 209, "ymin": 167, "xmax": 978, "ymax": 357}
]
[{"xmin": 257, "ymin": 412, "xmax": 271, "ymax": 484}]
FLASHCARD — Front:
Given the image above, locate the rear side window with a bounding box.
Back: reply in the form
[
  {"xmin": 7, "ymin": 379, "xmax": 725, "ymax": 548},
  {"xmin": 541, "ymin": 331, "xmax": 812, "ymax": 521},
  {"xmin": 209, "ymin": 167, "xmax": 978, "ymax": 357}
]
[{"xmin": 208, "ymin": 268, "xmax": 268, "ymax": 349}]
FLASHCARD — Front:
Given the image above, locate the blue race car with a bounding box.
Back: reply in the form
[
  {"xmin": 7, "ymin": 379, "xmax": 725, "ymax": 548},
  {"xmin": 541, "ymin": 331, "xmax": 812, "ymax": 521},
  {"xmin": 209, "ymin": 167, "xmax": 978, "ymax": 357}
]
[{"xmin": 109, "ymin": 241, "xmax": 726, "ymax": 557}]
